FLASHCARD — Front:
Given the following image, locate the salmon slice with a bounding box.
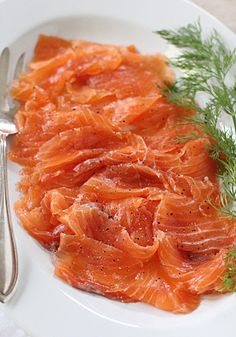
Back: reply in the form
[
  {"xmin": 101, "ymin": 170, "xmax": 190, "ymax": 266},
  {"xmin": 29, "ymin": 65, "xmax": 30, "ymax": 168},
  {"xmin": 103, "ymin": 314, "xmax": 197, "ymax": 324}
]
[
  {"xmin": 15, "ymin": 203, "xmax": 57, "ymax": 248},
  {"xmin": 55, "ymin": 235, "xmax": 200, "ymax": 313},
  {"xmin": 13, "ymin": 40, "xmax": 123, "ymax": 103},
  {"xmin": 80, "ymin": 164, "xmax": 164, "ymax": 201},
  {"xmin": 66, "ymin": 83, "xmax": 114, "ymax": 104},
  {"xmin": 158, "ymin": 237, "xmax": 226, "ymax": 294},
  {"xmin": 154, "ymin": 139, "xmax": 216, "ymax": 180},
  {"xmin": 146, "ymin": 126, "xmax": 217, "ymax": 180},
  {"xmin": 129, "ymin": 97, "xmax": 188, "ymax": 135},
  {"xmin": 12, "ymin": 49, "xmax": 76, "ymax": 102},
  {"xmin": 59, "ymin": 203, "xmax": 159, "ymax": 261},
  {"xmin": 73, "ymin": 133, "xmax": 153, "ymax": 177},
  {"xmin": 41, "ymin": 188, "xmax": 79, "ymax": 217},
  {"xmin": 155, "ymin": 192, "xmax": 236, "ymax": 254},
  {"xmin": 15, "ymin": 187, "xmax": 77, "ymax": 248},
  {"xmin": 87, "ymin": 61, "xmax": 160, "ymax": 99},
  {"xmin": 103, "ymin": 198, "xmax": 159, "ymax": 247},
  {"xmin": 103, "ymin": 96, "xmax": 159, "ymax": 126},
  {"xmin": 35, "ymin": 113, "xmax": 123, "ymax": 170},
  {"xmin": 74, "ymin": 44, "xmax": 122, "ymax": 77},
  {"xmin": 42, "ymin": 107, "xmax": 118, "ymax": 136},
  {"xmin": 33, "ymin": 35, "xmax": 72, "ymax": 62}
]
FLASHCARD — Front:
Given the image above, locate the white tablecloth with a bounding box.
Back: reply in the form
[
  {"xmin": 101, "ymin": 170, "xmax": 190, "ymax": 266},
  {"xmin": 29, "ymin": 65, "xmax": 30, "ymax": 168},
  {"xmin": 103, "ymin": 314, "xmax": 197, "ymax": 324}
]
[
  {"xmin": 193, "ymin": 0, "xmax": 236, "ymax": 33},
  {"xmin": 0, "ymin": 0, "xmax": 235, "ymax": 336},
  {"xmin": 0, "ymin": 312, "xmax": 28, "ymax": 337}
]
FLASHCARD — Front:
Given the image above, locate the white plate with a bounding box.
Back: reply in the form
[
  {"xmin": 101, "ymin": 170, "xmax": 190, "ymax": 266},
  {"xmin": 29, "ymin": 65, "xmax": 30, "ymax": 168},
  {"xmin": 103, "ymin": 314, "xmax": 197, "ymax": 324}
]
[{"xmin": 0, "ymin": 0, "xmax": 236, "ymax": 336}]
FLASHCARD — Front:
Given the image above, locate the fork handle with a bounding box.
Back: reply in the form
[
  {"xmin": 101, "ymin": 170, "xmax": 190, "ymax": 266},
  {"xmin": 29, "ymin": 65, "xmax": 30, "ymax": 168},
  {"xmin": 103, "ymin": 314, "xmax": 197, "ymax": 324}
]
[{"xmin": 0, "ymin": 132, "xmax": 18, "ymax": 302}]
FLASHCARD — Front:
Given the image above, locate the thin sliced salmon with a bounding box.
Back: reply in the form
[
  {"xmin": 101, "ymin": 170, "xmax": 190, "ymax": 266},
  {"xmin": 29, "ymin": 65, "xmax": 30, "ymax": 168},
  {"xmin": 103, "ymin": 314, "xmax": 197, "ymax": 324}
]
[
  {"xmin": 10, "ymin": 35, "xmax": 236, "ymax": 314},
  {"xmin": 55, "ymin": 235, "xmax": 200, "ymax": 313},
  {"xmin": 158, "ymin": 237, "xmax": 226, "ymax": 293},
  {"xmin": 59, "ymin": 203, "xmax": 159, "ymax": 261}
]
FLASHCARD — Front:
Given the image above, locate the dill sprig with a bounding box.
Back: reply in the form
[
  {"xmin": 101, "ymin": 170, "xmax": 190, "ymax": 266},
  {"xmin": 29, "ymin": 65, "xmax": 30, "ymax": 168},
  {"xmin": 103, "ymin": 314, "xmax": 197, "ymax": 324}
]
[
  {"xmin": 156, "ymin": 21, "xmax": 236, "ymax": 291},
  {"xmin": 156, "ymin": 21, "xmax": 236, "ymax": 217},
  {"xmin": 221, "ymin": 249, "xmax": 236, "ymax": 291},
  {"xmin": 175, "ymin": 131, "xmax": 203, "ymax": 143}
]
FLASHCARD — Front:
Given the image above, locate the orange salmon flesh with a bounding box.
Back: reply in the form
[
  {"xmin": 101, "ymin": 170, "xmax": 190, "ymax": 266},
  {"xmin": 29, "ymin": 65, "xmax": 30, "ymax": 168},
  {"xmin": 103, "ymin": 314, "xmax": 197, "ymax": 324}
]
[{"xmin": 10, "ymin": 35, "xmax": 235, "ymax": 313}]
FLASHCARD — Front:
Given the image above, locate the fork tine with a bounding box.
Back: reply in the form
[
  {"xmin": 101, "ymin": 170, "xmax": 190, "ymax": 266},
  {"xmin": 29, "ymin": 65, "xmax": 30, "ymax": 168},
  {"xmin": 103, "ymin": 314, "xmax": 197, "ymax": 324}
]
[
  {"xmin": 0, "ymin": 48, "xmax": 10, "ymax": 112},
  {"xmin": 13, "ymin": 52, "xmax": 25, "ymax": 80},
  {"xmin": 8, "ymin": 52, "xmax": 25, "ymax": 119}
]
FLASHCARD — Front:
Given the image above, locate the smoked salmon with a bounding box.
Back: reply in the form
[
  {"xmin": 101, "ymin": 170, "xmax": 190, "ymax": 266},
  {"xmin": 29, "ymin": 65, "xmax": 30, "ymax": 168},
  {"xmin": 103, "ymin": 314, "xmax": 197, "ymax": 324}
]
[{"xmin": 10, "ymin": 35, "xmax": 235, "ymax": 313}]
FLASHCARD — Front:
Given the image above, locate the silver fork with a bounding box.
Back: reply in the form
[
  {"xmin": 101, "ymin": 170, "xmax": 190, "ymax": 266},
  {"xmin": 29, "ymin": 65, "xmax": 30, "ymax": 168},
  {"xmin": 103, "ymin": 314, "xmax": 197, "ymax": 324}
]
[{"xmin": 0, "ymin": 48, "xmax": 24, "ymax": 303}]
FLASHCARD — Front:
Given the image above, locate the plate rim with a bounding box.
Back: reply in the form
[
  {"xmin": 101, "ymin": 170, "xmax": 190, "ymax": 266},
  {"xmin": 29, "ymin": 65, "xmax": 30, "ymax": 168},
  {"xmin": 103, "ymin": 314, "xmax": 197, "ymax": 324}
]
[{"xmin": 1, "ymin": 1, "xmax": 236, "ymax": 337}]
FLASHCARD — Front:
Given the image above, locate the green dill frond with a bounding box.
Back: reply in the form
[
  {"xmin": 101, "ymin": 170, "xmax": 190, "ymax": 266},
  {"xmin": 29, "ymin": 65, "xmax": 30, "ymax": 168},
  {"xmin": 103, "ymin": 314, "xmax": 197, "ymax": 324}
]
[
  {"xmin": 156, "ymin": 21, "xmax": 236, "ymax": 212},
  {"xmin": 175, "ymin": 131, "xmax": 203, "ymax": 143},
  {"xmin": 221, "ymin": 249, "xmax": 236, "ymax": 291},
  {"xmin": 157, "ymin": 21, "xmax": 203, "ymax": 49},
  {"xmin": 218, "ymin": 193, "xmax": 236, "ymax": 217},
  {"xmin": 157, "ymin": 21, "xmax": 236, "ymax": 290}
]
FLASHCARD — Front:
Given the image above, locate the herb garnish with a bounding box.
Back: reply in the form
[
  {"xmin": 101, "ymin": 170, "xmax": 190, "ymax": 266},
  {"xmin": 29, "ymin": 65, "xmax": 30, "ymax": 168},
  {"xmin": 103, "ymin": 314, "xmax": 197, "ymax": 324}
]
[
  {"xmin": 156, "ymin": 21, "xmax": 236, "ymax": 290},
  {"xmin": 221, "ymin": 249, "xmax": 236, "ymax": 291}
]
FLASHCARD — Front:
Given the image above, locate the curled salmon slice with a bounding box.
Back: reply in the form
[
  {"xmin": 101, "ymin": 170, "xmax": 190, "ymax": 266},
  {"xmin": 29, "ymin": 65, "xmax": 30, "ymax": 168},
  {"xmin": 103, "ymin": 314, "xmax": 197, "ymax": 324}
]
[
  {"xmin": 59, "ymin": 203, "xmax": 159, "ymax": 261},
  {"xmin": 55, "ymin": 235, "xmax": 200, "ymax": 313},
  {"xmin": 158, "ymin": 237, "xmax": 226, "ymax": 294}
]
